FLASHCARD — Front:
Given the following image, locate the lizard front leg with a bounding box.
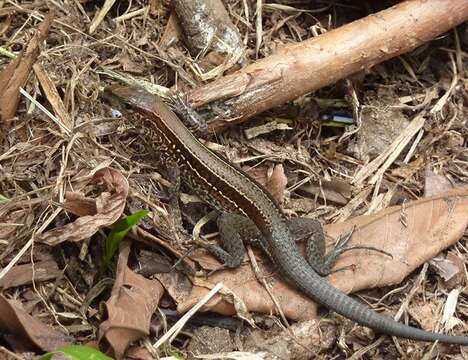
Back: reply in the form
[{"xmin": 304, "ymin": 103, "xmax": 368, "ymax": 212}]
[{"xmin": 194, "ymin": 212, "xmax": 272, "ymax": 270}]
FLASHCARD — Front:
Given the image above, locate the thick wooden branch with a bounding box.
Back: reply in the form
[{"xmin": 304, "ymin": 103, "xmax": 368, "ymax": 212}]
[{"xmin": 186, "ymin": 0, "xmax": 468, "ymax": 131}]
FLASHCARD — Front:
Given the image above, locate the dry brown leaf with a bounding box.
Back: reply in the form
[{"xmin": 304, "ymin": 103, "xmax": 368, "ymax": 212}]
[
  {"xmin": 327, "ymin": 185, "xmax": 468, "ymax": 294},
  {"xmin": 265, "ymin": 164, "xmax": 288, "ymax": 204},
  {"xmin": 159, "ymin": 12, "xmax": 183, "ymax": 49},
  {"xmin": 177, "ymin": 186, "xmax": 468, "ymax": 321},
  {"xmin": 430, "ymin": 252, "xmax": 465, "ymax": 288},
  {"xmin": 0, "ymin": 12, "xmax": 54, "ymax": 122},
  {"xmin": 244, "ymin": 164, "xmax": 287, "ymax": 204},
  {"xmin": 0, "ymin": 294, "xmax": 71, "ymax": 351},
  {"xmin": 0, "ymin": 260, "xmax": 61, "ymax": 289},
  {"xmin": 36, "ymin": 167, "xmax": 129, "ymax": 246},
  {"xmin": 126, "ymin": 346, "xmax": 155, "ymax": 360},
  {"xmin": 424, "ymin": 168, "xmax": 454, "ymax": 197},
  {"xmin": 62, "ymin": 192, "xmax": 98, "ymax": 217},
  {"xmin": 99, "ymin": 240, "xmax": 164, "ymax": 360},
  {"xmin": 299, "ymin": 178, "xmax": 351, "ymax": 205}
]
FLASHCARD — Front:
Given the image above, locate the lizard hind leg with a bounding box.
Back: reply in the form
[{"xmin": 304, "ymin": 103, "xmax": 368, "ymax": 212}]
[
  {"xmin": 218, "ymin": 212, "xmax": 275, "ymax": 261},
  {"xmin": 289, "ymin": 219, "xmax": 392, "ymax": 276},
  {"xmin": 202, "ymin": 212, "xmax": 277, "ymax": 268},
  {"xmin": 194, "ymin": 212, "xmax": 249, "ymax": 273},
  {"xmin": 195, "ymin": 212, "xmax": 273, "ymax": 276},
  {"xmin": 288, "ymin": 217, "xmax": 333, "ymax": 276}
]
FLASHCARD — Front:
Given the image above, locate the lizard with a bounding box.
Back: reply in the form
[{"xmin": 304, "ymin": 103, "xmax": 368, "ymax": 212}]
[{"xmin": 104, "ymin": 85, "xmax": 468, "ymax": 345}]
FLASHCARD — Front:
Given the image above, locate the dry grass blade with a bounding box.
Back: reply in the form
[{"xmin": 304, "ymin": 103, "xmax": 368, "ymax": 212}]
[
  {"xmin": 0, "ymin": 11, "xmax": 54, "ymax": 122},
  {"xmin": 19, "ymin": 87, "xmax": 71, "ymax": 135},
  {"xmin": 152, "ymin": 282, "xmax": 224, "ymax": 350},
  {"xmin": 89, "ymin": 0, "xmax": 118, "ymax": 34},
  {"xmin": 100, "ymin": 240, "xmax": 164, "ymax": 360},
  {"xmin": 352, "ymin": 112, "xmax": 426, "ymax": 187},
  {"xmin": 33, "ymin": 63, "xmax": 73, "ymax": 130}
]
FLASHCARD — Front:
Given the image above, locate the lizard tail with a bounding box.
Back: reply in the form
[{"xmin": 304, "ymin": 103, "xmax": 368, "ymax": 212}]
[
  {"xmin": 302, "ymin": 269, "xmax": 468, "ymax": 344},
  {"xmin": 273, "ymin": 238, "xmax": 468, "ymax": 345}
]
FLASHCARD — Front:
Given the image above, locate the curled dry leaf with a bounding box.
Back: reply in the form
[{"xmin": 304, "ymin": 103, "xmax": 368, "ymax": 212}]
[
  {"xmin": 177, "ymin": 186, "xmax": 468, "ymax": 322},
  {"xmin": 36, "ymin": 167, "xmax": 129, "ymax": 246},
  {"xmin": 0, "ymin": 294, "xmax": 71, "ymax": 352},
  {"xmin": 265, "ymin": 164, "xmax": 288, "ymax": 204},
  {"xmin": 244, "ymin": 164, "xmax": 287, "ymax": 204},
  {"xmin": 99, "ymin": 240, "xmax": 164, "ymax": 360},
  {"xmin": 62, "ymin": 192, "xmax": 98, "ymax": 217},
  {"xmin": 0, "ymin": 12, "xmax": 54, "ymax": 122}
]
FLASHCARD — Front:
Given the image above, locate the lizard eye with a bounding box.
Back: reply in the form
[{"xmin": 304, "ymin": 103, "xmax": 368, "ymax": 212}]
[
  {"xmin": 110, "ymin": 107, "xmax": 123, "ymax": 118},
  {"xmin": 102, "ymin": 87, "xmax": 134, "ymax": 117}
]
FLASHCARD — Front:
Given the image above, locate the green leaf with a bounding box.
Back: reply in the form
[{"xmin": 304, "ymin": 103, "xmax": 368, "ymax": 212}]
[
  {"xmin": 104, "ymin": 210, "xmax": 150, "ymax": 270},
  {"xmin": 0, "ymin": 47, "xmax": 16, "ymax": 59},
  {"xmin": 38, "ymin": 345, "xmax": 112, "ymax": 360},
  {"xmin": 168, "ymin": 348, "xmax": 185, "ymax": 360},
  {"xmin": 0, "ymin": 194, "xmax": 9, "ymax": 203}
]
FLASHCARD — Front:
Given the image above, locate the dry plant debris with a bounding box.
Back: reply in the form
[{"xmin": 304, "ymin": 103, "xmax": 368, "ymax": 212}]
[
  {"xmin": 36, "ymin": 167, "xmax": 129, "ymax": 246},
  {"xmin": 0, "ymin": 11, "xmax": 54, "ymax": 124},
  {"xmin": 0, "ymin": 0, "xmax": 467, "ymax": 359},
  {"xmin": 100, "ymin": 240, "xmax": 164, "ymax": 359},
  {"xmin": 0, "ymin": 293, "xmax": 71, "ymax": 351}
]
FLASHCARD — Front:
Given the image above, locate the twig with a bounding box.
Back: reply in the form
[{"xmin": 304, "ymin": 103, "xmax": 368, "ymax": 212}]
[{"xmin": 152, "ymin": 282, "xmax": 224, "ymax": 350}]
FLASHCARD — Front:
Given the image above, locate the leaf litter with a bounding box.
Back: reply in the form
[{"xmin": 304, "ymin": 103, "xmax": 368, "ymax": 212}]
[{"xmin": 0, "ymin": 1, "xmax": 467, "ymax": 359}]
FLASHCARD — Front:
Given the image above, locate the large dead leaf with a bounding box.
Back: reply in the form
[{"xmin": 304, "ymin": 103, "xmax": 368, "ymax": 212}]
[
  {"xmin": 175, "ymin": 186, "xmax": 468, "ymax": 321},
  {"xmin": 36, "ymin": 167, "xmax": 128, "ymax": 246},
  {"xmin": 99, "ymin": 240, "xmax": 164, "ymax": 360},
  {"xmin": 0, "ymin": 294, "xmax": 71, "ymax": 352},
  {"xmin": 0, "ymin": 12, "xmax": 54, "ymax": 122},
  {"xmin": 0, "ymin": 259, "xmax": 61, "ymax": 289},
  {"xmin": 327, "ymin": 185, "xmax": 468, "ymax": 293}
]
